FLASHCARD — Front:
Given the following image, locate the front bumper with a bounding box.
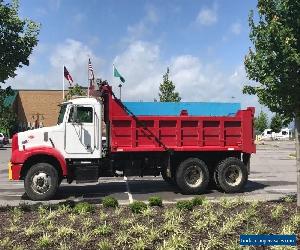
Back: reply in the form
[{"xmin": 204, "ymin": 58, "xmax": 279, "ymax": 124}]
[{"xmin": 8, "ymin": 161, "xmax": 22, "ymax": 180}]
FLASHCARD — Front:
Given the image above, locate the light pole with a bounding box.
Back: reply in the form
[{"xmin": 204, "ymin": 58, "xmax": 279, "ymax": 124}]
[{"xmin": 118, "ymin": 83, "xmax": 122, "ymax": 100}]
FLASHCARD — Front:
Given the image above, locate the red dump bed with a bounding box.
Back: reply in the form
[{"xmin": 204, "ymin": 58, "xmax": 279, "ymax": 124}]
[{"xmin": 102, "ymin": 85, "xmax": 256, "ymax": 154}]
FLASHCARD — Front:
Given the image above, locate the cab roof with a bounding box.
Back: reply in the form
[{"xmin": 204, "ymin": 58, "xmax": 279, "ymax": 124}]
[{"xmin": 62, "ymin": 97, "xmax": 99, "ymax": 105}]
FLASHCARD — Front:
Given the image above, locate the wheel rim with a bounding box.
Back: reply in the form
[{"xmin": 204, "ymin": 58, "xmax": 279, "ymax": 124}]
[
  {"xmin": 184, "ymin": 165, "xmax": 203, "ymax": 188},
  {"xmin": 31, "ymin": 171, "xmax": 51, "ymax": 194},
  {"xmin": 224, "ymin": 165, "xmax": 242, "ymax": 186}
]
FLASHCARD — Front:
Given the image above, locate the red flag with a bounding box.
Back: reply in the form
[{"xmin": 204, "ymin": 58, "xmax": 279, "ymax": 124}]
[{"xmin": 64, "ymin": 66, "xmax": 73, "ymax": 85}]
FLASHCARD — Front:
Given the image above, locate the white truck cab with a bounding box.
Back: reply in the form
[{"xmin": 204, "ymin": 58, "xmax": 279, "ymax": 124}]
[{"xmin": 17, "ymin": 97, "xmax": 102, "ymax": 159}]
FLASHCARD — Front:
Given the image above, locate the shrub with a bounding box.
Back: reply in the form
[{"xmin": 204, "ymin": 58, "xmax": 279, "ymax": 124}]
[
  {"xmin": 148, "ymin": 196, "xmax": 162, "ymax": 207},
  {"xmin": 102, "ymin": 196, "xmax": 119, "ymax": 208},
  {"xmin": 129, "ymin": 201, "xmax": 147, "ymax": 214},
  {"xmin": 192, "ymin": 196, "xmax": 205, "ymax": 206},
  {"xmin": 176, "ymin": 200, "xmax": 194, "ymax": 211},
  {"xmin": 19, "ymin": 202, "xmax": 32, "ymax": 212},
  {"xmin": 73, "ymin": 202, "xmax": 95, "ymax": 214}
]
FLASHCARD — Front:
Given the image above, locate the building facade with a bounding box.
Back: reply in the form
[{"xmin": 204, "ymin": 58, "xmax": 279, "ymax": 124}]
[{"xmin": 9, "ymin": 90, "xmax": 66, "ymax": 131}]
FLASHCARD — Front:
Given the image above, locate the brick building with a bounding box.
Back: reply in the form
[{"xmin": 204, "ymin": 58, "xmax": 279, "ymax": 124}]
[{"xmin": 7, "ymin": 90, "xmax": 67, "ymax": 131}]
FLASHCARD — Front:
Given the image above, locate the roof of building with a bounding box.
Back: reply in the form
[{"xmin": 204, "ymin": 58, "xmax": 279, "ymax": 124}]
[{"xmin": 4, "ymin": 90, "xmax": 18, "ymax": 107}]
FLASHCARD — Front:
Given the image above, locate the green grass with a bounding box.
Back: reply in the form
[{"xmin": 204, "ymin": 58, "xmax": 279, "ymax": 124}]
[
  {"xmin": 10, "ymin": 207, "xmax": 22, "ymax": 223},
  {"xmin": 83, "ymin": 217, "xmax": 93, "ymax": 229},
  {"xmin": 24, "ymin": 223, "xmax": 39, "ymax": 237},
  {"xmin": 37, "ymin": 232, "xmax": 53, "ymax": 248},
  {"xmin": 0, "ymin": 237, "xmax": 12, "ymax": 248},
  {"xmin": 120, "ymin": 217, "xmax": 135, "ymax": 228},
  {"xmin": 159, "ymin": 233, "xmax": 190, "ymax": 250},
  {"xmin": 271, "ymin": 204, "xmax": 285, "ymax": 219},
  {"xmin": 132, "ymin": 237, "xmax": 147, "ymax": 250},
  {"xmin": 130, "ymin": 223, "xmax": 149, "ymax": 236},
  {"xmin": 97, "ymin": 240, "xmax": 113, "ymax": 250},
  {"xmin": 56, "ymin": 226, "xmax": 76, "ymax": 239},
  {"xmin": 93, "ymin": 222, "xmax": 112, "ymax": 236},
  {"xmin": 115, "ymin": 231, "xmax": 132, "ymax": 246},
  {"xmin": 77, "ymin": 231, "xmax": 92, "ymax": 246}
]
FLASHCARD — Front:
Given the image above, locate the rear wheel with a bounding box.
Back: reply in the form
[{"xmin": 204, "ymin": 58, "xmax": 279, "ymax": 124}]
[
  {"xmin": 215, "ymin": 157, "xmax": 248, "ymax": 193},
  {"xmin": 176, "ymin": 158, "xmax": 209, "ymax": 194},
  {"xmin": 24, "ymin": 163, "xmax": 59, "ymax": 201}
]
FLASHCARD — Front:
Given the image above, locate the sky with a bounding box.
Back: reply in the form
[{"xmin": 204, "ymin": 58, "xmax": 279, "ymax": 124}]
[{"xmin": 5, "ymin": 0, "xmax": 266, "ymax": 111}]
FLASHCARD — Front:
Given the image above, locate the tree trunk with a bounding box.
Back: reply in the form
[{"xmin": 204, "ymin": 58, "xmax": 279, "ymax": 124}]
[{"xmin": 295, "ymin": 115, "xmax": 300, "ymax": 207}]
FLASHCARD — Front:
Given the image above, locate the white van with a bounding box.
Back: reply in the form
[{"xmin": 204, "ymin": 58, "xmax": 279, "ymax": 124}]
[
  {"xmin": 260, "ymin": 129, "xmax": 275, "ymax": 140},
  {"xmin": 275, "ymin": 128, "xmax": 290, "ymax": 140}
]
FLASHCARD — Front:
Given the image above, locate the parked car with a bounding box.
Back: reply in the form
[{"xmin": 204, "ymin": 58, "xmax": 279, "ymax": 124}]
[
  {"xmin": 0, "ymin": 137, "xmax": 3, "ymax": 148},
  {"xmin": 0, "ymin": 133, "xmax": 9, "ymax": 145}
]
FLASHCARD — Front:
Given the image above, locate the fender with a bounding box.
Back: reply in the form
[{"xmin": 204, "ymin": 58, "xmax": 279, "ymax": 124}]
[{"xmin": 11, "ymin": 146, "xmax": 67, "ymax": 176}]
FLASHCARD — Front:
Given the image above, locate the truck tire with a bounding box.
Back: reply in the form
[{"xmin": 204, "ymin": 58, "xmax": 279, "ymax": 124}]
[
  {"xmin": 215, "ymin": 157, "xmax": 248, "ymax": 193},
  {"xmin": 176, "ymin": 158, "xmax": 209, "ymax": 194},
  {"xmin": 24, "ymin": 163, "xmax": 59, "ymax": 201}
]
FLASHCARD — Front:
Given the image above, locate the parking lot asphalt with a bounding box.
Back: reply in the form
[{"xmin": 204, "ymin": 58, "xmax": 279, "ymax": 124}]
[{"xmin": 0, "ymin": 140, "xmax": 297, "ymax": 206}]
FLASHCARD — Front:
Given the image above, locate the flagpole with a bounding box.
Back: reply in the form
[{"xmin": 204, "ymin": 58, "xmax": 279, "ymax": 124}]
[
  {"xmin": 88, "ymin": 59, "xmax": 90, "ymax": 98},
  {"xmin": 63, "ymin": 65, "xmax": 65, "ymax": 100}
]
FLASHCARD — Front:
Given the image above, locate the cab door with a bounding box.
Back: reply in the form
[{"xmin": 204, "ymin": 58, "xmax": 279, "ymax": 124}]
[{"xmin": 65, "ymin": 105, "xmax": 95, "ymax": 156}]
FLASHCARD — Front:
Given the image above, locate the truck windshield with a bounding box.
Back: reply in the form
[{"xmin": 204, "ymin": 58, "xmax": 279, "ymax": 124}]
[{"xmin": 57, "ymin": 104, "xmax": 67, "ymax": 124}]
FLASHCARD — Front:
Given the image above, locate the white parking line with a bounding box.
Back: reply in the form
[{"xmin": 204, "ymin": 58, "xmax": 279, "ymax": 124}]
[
  {"xmin": 267, "ymin": 188, "xmax": 296, "ymax": 192},
  {"xmin": 249, "ymin": 178, "xmax": 267, "ymax": 181},
  {"xmin": 2, "ymin": 194, "xmax": 22, "ymax": 197},
  {"xmin": 123, "ymin": 176, "xmax": 133, "ymax": 204}
]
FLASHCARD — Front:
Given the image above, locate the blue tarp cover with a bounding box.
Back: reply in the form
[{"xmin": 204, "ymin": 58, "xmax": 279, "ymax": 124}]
[{"xmin": 123, "ymin": 102, "xmax": 241, "ymax": 116}]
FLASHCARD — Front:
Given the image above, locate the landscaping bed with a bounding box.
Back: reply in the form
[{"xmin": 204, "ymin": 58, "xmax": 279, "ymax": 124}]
[{"xmin": 0, "ymin": 197, "xmax": 299, "ymax": 250}]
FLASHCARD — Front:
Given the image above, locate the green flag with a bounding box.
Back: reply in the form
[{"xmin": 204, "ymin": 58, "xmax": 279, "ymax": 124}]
[{"xmin": 113, "ymin": 66, "xmax": 125, "ymax": 83}]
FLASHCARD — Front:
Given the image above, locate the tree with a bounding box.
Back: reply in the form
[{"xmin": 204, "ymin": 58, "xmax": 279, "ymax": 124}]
[
  {"xmin": 254, "ymin": 111, "xmax": 268, "ymax": 133},
  {"xmin": 0, "ymin": 87, "xmax": 16, "ymax": 135},
  {"xmin": 0, "ymin": 0, "xmax": 40, "ymax": 83},
  {"xmin": 243, "ymin": 0, "xmax": 300, "ymax": 206},
  {"xmin": 0, "ymin": 0, "xmax": 39, "ymax": 135},
  {"xmin": 159, "ymin": 68, "xmax": 181, "ymax": 102},
  {"xmin": 65, "ymin": 84, "xmax": 86, "ymax": 101},
  {"xmin": 270, "ymin": 113, "xmax": 282, "ymax": 133}
]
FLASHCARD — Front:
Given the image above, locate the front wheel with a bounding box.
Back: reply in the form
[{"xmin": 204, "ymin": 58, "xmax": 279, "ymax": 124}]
[
  {"xmin": 24, "ymin": 163, "xmax": 59, "ymax": 201},
  {"xmin": 215, "ymin": 157, "xmax": 248, "ymax": 193},
  {"xmin": 176, "ymin": 158, "xmax": 209, "ymax": 194}
]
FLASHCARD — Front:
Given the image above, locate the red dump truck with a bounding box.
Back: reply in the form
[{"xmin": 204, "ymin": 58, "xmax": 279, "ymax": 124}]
[{"xmin": 9, "ymin": 83, "xmax": 255, "ymax": 200}]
